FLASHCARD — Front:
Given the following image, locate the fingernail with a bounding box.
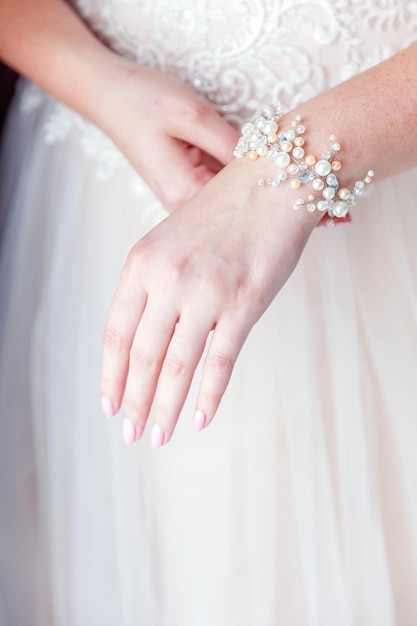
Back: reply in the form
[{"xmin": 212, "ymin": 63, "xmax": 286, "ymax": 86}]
[
  {"xmin": 122, "ymin": 419, "xmax": 136, "ymax": 446},
  {"xmin": 151, "ymin": 424, "xmax": 164, "ymax": 448},
  {"xmin": 101, "ymin": 395, "xmax": 115, "ymax": 418},
  {"xmin": 193, "ymin": 409, "xmax": 206, "ymax": 432}
]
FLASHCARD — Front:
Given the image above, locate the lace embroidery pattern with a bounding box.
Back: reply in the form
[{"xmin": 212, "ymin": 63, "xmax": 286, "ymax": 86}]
[{"xmin": 18, "ymin": 0, "xmax": 417, "ymax": 179}]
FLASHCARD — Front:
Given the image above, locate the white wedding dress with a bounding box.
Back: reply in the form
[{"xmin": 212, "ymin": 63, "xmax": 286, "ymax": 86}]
[{"xmin": 1, "ymin": 2, "xmax": 417, "ymax": 625}]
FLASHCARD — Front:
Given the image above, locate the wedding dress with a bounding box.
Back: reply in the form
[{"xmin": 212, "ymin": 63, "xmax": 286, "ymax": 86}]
[{"xmin": 1, "ymin": 2, "xmax": 417, "ymax": 625}]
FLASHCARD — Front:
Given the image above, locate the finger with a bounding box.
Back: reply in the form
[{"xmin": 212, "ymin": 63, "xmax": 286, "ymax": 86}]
[
  {"xmin": 174, "ymin": 103, "xmax": 239, "ymax": 166},
  {"xmin": 153, "ymin": 139, "xmax": 216, "ymax": 211},
  {"xmin": 100, "ymin": 267, "xmax": 148, "ymax": 418},
  {"xmin": 122, "ymin": 301, "xmax": 179, "ymax": 442},
  {"xmin": 150, "ymin": 310, "xmax": 214, "ymax": 447},
  {"xmin": 194, "ymin": 317, "xmax": 250, "ymax": 431}
]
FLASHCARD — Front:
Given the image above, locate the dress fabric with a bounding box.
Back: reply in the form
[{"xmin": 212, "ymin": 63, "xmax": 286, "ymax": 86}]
[{"xmin": 1, "ymin": 1, "xmax": 417, "ymax": 625}]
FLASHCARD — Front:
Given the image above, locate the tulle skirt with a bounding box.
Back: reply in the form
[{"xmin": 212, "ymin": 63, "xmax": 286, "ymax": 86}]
[{"xmin": 1, "ymin": 88, "xmax": 417, "ymax": 626}]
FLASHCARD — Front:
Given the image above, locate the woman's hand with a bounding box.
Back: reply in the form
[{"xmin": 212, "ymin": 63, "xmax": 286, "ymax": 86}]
[
  {"xmin": 99, "ymin": 61, "xmax": 239, "ymax": 211},
  {"xmin": 100, "ymin": 157, "xmax": 320, "ymax": 445}
]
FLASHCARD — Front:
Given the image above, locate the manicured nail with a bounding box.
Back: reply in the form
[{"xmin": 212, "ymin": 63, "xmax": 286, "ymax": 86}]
[
  {"xmin": 122, "ymin": 419, "xmax": 136, "ymax": 446},
  {"xmin": 101, "ymin": 396, "xmax": 115, "ymax": 419},
  {"xmin": 151, "ymin": 424, "xmax": 164, "ymax": 448},
  {"xmin": 194, "ymin": 409, "xmax": 206, "ymax": 432}
]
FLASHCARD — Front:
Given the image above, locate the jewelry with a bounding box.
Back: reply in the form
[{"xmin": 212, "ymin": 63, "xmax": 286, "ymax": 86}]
[{"xmin": 233, "ymin": 104, "xmax": 374, "ymax": 227}]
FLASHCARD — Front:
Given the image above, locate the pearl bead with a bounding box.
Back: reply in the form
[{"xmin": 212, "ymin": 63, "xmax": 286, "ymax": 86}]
[
  {"xmin": 337, "ymin": 187, "xmax": 350, "ymax": 200},
  {"xmin": 314, "ymin": 160, "xmax": 332, "ymax": 176},
  {"xmin": 294, "ymin": 137, "xmax": 305, "ymax": 147},
  {"xmin": 290, "ymin": 179, "xmax": 301, "ymax": 189},
  {"xmin": 308, "ymin": 194, "xmax": 315, "ymax": 202},
  {"xmin": 263, "ymin": 120, "xmax": 278, "ymax": 134},
  {"xmin": 312, "ymin": 178, "xmax": 324, "ymax": 191},
  {"xmin": 241, "ymin": 123, "xmax": 255, "ymax": 137},
  {"xmin": 317, "ymin": 201, "xmax": 328, "ymax": 212},
  {"xmin": 275, "ymin": 152, "xmax": 291, "ymax": 168},
  {"xmin": 329, "ymin": 134, "xmax": 337, "ymax": 142},
  {"xmin": 305, "ymin": 154, "xmax": 316, "ymax": 166},
  {"xmin": 280, "ymin": 140, "xmax": 292, "ymax": 152},
  {"xmin": 333, "ymin": 201, "xmax": 348, "ymax": 218},
  {"xmin": 286, "ymin": 130, "xmax": 296, "ymax": 142},
  {"xmin": 256, "ymin": 145, "xmax": 268, "ymax": 157},
  {"xmin": 331, "ymin": 160, "xmax": 342, "ymax": 171},
  {"xmin": 267, "ymin": 133, "xmax": 278, "ymax": 144},
  {"xmin": 248, "ymin": 151, "xmax": 259, "ymax": 160},
  {"xmin": 292, "ymin": 147, "xmax": 305, "ymax": 159}
]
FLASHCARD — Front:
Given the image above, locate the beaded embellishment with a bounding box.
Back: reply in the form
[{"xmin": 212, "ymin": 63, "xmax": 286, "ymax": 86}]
[{"xmin": 233, "ymin": 104, "xmax": 374, "ymax": 227}]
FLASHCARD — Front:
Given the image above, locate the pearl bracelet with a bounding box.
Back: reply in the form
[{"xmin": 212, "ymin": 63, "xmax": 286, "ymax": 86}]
[{"xmin": 233, "ymin": 104, "xmax": 374, "ymax": 227}]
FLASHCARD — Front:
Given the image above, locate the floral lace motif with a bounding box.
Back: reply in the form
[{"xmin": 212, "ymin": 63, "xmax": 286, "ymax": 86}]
[{"xmin": 19, "ymin": 0, "xmax": 417, "ymax": 179}]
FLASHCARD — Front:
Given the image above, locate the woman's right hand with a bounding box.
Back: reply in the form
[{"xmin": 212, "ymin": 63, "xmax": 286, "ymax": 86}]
[{"xmin": 98, "ymin": 60, "xmax": 239, "ymax": 211}]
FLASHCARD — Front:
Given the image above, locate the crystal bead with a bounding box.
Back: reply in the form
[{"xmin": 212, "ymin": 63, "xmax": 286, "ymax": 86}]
[
  {"xmin": 321, "ymin": 151, "xmax": 332, "ymax": 160},
  {"xmin": 297, "ymin": 124, "xmax": 306, "ymax": 134},
  {"xmin": 299, "ymin": 171, "xmax": 313, "ymax": 184},
  {"xmin": 326, "ymin": 174, "xmax": 339, "ymax": 188},
  {"xmin": 322, "ymin": 187, "xmax": 335, "ymax": 200},
  {"xmin": 332, "ymin": 143, "xmax": 341, "ymax": 151},
  {"xmin": 258, "ymin": 179, "xmax": 265, "ymax": 186},
  {"xmin": 307, "ymin": 203, "xmax": 316, "ymax": 212},
  {"xmin": 278, "ymin": 132, "xmax": 287, "ymax": 142},
  {"xmin": 287, "ymin": 164, "xmax": 299, "ymax": 175}
]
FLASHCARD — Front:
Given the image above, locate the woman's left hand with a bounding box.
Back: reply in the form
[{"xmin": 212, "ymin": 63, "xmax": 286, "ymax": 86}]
[{"xmin": 100, "ymin": 157, "xmax": 320, "ymax": 446}]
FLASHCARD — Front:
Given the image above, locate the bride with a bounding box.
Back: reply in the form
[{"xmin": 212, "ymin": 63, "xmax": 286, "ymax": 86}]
[{"xmin": 1, "ymin": 1, "xmax": 417, "ymax": 624}]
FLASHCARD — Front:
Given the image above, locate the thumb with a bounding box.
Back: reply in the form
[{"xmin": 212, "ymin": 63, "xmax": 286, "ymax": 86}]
[
  {"xmin": 149, "ymin": 139, "xmax": 216, "ymax": 212},
  {"xmin": 177, "ymin": 105, "xmax": 239, "ymax": 167}
]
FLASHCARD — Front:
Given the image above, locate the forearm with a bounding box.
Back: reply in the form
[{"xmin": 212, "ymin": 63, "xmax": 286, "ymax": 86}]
[
  {"xmin": 282, "ymin": 43, "xmax": 417, "ymax": 184},
  {"xmin": 0, "ymin": 0, "xmax": 126, "ymax": 128}
]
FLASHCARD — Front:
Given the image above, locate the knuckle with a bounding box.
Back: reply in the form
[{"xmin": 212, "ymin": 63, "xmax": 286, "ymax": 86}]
[
  {"xmin": 163, "ymin": 354, "xmax": 187, "ymax": 378},
  {"xmin": 103, "ymin": 325, "xmax": 125, "ymax": 354},
  {"xmin": 129, "ymin": 346, "xmax": 155, "ymax": 373},
  {"xmin": 208, "ymin": 352, "xmax": 234, "ymax": 373},
  {"xmin": 123, "ymin": 240, "xmax": 151, "ymax": 280},
  {"xmin": 180, "ymin": 99, "xmax": 209, "ymax": 126}
]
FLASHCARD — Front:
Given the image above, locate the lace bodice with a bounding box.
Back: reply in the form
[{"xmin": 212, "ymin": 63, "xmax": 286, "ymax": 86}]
[{"xmin": 19, "ymin": 0, "xmax": 417, "ymax": 179}]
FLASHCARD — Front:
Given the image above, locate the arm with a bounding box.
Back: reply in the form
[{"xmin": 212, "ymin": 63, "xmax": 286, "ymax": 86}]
[
  {"xmin": 0, "ymin": 0, "xmax": 238, "ymax": 209},
  {"xmin": 100, "ymin": 43, "xmax": 417, "ymax": 445}
]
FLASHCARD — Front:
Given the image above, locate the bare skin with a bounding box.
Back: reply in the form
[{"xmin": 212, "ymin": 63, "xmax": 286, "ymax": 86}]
[{"xmin": 1, "ymin": 1, "xmax": 417, "ymax": 445}]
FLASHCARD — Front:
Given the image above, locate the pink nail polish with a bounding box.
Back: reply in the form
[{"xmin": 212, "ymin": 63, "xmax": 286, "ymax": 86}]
[
  {"xmin": 122, "ymin": 419, "xmax": 136, "ymax": 446},
  {"xmin": 194, "ymin": 409, "xmax": 206, "ymax": 432},
  {"xmin": 151, "ymin": 424, "xmax": 164, "ymax": 448},
  {"xmin": 101, "ymin": 396, "xmax": 115, "ymax": 419}
]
